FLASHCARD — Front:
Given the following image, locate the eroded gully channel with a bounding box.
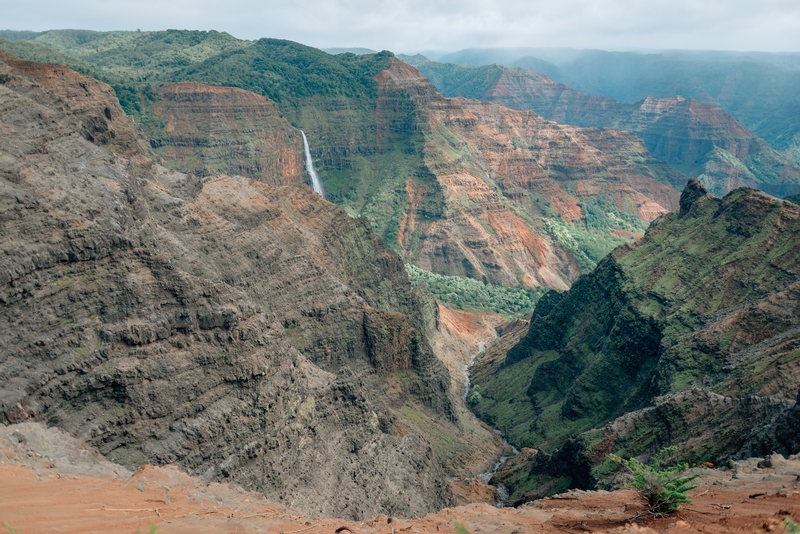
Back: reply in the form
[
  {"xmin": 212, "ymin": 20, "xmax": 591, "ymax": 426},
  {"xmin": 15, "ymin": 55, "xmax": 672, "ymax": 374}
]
[{"xmin": 462, "ymin": 342, "xmax": 519, "ymax": 507}]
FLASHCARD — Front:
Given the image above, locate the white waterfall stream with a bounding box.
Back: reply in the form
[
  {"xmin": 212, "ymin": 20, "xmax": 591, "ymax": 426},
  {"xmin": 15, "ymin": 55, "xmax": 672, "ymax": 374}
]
[{"xmin": 301, "ymin": 131, "xmax": 325, "ymax": 198}]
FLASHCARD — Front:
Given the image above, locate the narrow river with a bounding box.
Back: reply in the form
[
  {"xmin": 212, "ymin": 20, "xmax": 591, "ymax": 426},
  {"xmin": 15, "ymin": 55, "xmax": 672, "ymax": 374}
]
[{"xmin": 464, "ymin": 342, "xmax": 519, "ymax": 507}]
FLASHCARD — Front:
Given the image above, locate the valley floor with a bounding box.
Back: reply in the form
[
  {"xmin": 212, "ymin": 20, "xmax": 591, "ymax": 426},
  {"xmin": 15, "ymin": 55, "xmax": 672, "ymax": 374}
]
[{"xmin": 2, "ymin": 423, "xmax": 798, "ymax": 533}]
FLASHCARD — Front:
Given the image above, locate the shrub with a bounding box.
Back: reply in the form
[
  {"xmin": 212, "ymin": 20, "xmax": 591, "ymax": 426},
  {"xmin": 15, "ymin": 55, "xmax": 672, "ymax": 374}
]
[
  {"xmin": 610, "ymin": 446, "xmax": 699, "ymax": 518},
  {"xmin": 405, "ymin": 264, "xmax": 543, "ymax": 318}
]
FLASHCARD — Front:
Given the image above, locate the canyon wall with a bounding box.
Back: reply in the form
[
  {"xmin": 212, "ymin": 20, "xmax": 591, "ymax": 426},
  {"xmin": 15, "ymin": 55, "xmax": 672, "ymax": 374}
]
[
  {"xmin": 471, "ymin": 179, "xmax": 800, "ymax": 501},
  {"xmin": 0, "ymin": 51, "xmax": 507, "ymax": 520}
]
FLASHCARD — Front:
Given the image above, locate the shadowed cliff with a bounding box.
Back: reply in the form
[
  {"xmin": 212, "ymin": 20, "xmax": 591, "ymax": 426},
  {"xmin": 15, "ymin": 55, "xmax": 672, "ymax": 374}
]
[{"xmin": 470, "ymin": 179, "xmax": 800, "ymax": 502}]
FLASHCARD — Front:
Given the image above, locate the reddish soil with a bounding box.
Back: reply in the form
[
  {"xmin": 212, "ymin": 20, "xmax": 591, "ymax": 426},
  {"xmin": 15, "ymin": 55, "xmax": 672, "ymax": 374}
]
[{"xmin": 3, "ymin": 437, "xmax": 799, "ymax": 534}]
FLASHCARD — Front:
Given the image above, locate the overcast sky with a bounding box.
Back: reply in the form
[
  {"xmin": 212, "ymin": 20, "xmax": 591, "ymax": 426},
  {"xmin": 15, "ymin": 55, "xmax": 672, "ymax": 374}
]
[{"xmin": 3, "ymin": 0, "xmax": 800, "ymax": 54}]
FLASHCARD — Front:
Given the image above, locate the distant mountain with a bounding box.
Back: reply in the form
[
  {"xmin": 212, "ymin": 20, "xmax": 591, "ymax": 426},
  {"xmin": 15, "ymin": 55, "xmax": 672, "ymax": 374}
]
[
  {"xmin": 325, "ymin": 47, "xmax": 378, "ymax": 55},
  {"xmin": 439, "ymin": 47, "xmax": 800, "ymax": 72},
  {"xmin": 471, "ymin": 179, "xmax": 800, "ymax": 502},
  {"xmin": 411, "ymin": 59, "xmax": 800, "ymax": 197},
  {"xmin": 434, "ymin": 48, "xmax": 800, "ymax": 161}
]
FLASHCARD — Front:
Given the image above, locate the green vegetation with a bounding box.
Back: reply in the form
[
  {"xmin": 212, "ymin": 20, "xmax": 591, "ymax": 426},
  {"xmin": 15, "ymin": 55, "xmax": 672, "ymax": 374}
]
[
  {"xmin": 453, "ymin": 521, "xmax": 471, "ymax": 534},
  {"xmin": 471, "ymin": 182, "xmax": 800, "ymax": 497},
  {"xmin": 610, "ymin": 447, "xmax": 699, "ymax": 518},
  {"xmin": 0, "ymin": 30, "xmax": 425, "ymax": 249},
  {"xmin": 547, "ymin": 51, "xmax": 800, "ymax": 154},
  {"xmin": 785, "ymin": 517, "xmax": 800, "ymax": 534},
  {"xmin": 398, "ymin": 55, "xmax": 546, "ymax": 101},
  {"xmin": 406, "ymin": 53, "xmax": 800, "ymax": 198},
  {"xmin": 0, "ymin": 31, "xmax": 391, "ymax": 112},
  {"xmin": 406, "ymin": 264, "xmax": 544, "ymax": 318},
  {"xmin": 543, "ymin": 197, "xmax": 647, "ymax": 272},
  {"xmin": 0, "ymin": 30, "xmax": 687, "ymax": 284}
]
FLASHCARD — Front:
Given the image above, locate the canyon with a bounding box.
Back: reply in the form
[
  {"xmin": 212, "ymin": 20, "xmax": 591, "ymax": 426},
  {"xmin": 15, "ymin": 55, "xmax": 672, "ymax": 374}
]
[
  {"xmin": 0, "ymin": 50, "xmax": 508, "ymax": 520},
  {"xmin": 406, "ymin": 58, "xmax": 800, "ymax": 198},
  {"xmin": 471, "ymin": 180, "xmax": 800, "ymax": 502},
  {"xmin": 1, "ymin": 31, "xmax": 799, "ymax": 531},
  {"xmin": 1, "ymin": 32, "xmax": 692, "ymax": 291}
]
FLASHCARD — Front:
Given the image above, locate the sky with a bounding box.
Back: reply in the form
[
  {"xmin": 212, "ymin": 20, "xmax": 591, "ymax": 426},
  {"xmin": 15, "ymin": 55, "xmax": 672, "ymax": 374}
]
[{"xmin": 3, "ymin": 0, "xmax": 800, "ymax": 54}]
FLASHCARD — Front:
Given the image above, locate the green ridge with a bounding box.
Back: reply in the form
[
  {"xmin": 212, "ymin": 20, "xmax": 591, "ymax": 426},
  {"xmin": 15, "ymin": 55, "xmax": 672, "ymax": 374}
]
[{"xmin": 471, "ymin": 180, "xmax": 800, "ymax": 497}]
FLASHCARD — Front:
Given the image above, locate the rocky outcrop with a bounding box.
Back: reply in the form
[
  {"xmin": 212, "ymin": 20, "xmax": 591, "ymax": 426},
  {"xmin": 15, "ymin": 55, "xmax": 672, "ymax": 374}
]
[
  {"xmin": 145, "ymin": 82, "xmax": 305, "ymax": 184},
  {"xmin": 471, "ymin": 179, "xmax": 800, "ymax": 500},
  {"xmin": 585, "ymin": 388, "xmax": 797, "ymax": 471},
  {"xmin": 0, "ymin": 49, "xmax": 152, "ymax": 158},
  {"xmin": 0, "ymin": 53, "xmax": 513, "ymax": 520}
]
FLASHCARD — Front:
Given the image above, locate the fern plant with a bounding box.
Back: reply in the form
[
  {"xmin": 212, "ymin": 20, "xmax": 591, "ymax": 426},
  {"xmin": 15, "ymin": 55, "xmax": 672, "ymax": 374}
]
[{"xmin": 610, "ymin": 446, "xmax": 699, "ymax": 518}]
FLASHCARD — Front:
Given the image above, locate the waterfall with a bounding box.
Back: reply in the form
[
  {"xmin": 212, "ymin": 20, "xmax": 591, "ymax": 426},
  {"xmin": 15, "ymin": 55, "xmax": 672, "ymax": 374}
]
[{"xmin": 300, "ymin": 131, "xmax": 325, "ymax": 198}]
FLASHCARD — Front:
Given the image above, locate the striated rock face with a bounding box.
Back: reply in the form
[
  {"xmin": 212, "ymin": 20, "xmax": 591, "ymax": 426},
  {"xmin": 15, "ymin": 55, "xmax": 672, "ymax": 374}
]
[
  {"xmin": 471, "ymin": 179, "xmax": 800, "ymax": 500},
  {"xmin": 475, "ymin": 67, "xmax": 800, "ymax": 198},
  {"xmin": 582, "ymin": 387, "xmax": 797, "ymax": 471},
  {"xmin": 0, "ymin": 53, "xmax": 515, "ymax": 520},
  {"xmin": 144, "ymin": 82, "xmax": 305, "ymax": 185},
  {"xmin": 1, "ymin": 33, "xmax": 691, "ymax": 290},
  {"xmin": 118, "ymin": 53, "xmax": 688, "ymax": 290},
  {"xmin": 373, "ymin": 60, "xmax": 685, "ymax": 288}
]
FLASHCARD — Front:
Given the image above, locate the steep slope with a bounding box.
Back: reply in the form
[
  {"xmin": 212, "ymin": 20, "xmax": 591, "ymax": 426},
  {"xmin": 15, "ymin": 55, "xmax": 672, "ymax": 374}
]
[
  {"xmin": 471, "ymin": 179, "xmax": 800, "ymax": 499},
  {"xmin": 376, "ymin": 60, "xmax": 683, "ymax": 286},
  {"xmin": 0, "ymin": 52, "xmax": 512, "ymax": 520},
  {"xmin": 409, "ymin": 58, "xmax": 800, "ymax": 198},
  {"xmin": 520, "ymin": 50, "xmax": 800, "ymax": 161}
]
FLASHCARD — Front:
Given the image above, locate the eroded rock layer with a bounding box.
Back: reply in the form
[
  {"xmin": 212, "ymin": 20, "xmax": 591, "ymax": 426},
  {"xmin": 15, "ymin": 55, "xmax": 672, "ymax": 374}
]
[
  {"xmin": 475, "ymin": 66, "xmax": 800, "ymax": 198},
  {"xmin": 373, "ymin": 60, "xmax": 685, "ymax": 288},
  {"xmin": 0, "ymin": 52, "xmax": 507, "ymax": 520},
  {"xmin": 145, "ymin": 82, "xmax": 304, "ymax": 184}
]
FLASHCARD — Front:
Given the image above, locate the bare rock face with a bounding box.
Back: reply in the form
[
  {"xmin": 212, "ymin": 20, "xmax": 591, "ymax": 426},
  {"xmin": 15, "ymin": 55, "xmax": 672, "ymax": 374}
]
[
  {"xmin": 145, "ymin": 82, "xmax": 305, "ymax": 184},
  {"xmin": 375, "ymin": 60, "xmax": 685, "ymax": 288},
  {"xmin": 0, "ymin": 49, "xmax": 152, "ymax": 159},
  {"xmin": 0, "ymin": 53, "xmax": 470, "ymax": 520},
  {"xmin": 126, "ymin": 56, "xmax": 687, "ymax": 290}
]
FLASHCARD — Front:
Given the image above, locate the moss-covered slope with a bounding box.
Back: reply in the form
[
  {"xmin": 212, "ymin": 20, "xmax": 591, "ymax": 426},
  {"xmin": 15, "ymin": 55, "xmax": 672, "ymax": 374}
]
[{"xmin": 471, "ymin": 180, "xmax": 800, "ymax": 499}]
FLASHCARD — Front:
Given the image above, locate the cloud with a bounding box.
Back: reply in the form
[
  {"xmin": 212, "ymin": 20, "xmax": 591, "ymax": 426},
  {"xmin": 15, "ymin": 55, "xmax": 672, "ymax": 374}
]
[{"xmin": 3, "ymin": 0, "xmax": 799, "ymax": 52}]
